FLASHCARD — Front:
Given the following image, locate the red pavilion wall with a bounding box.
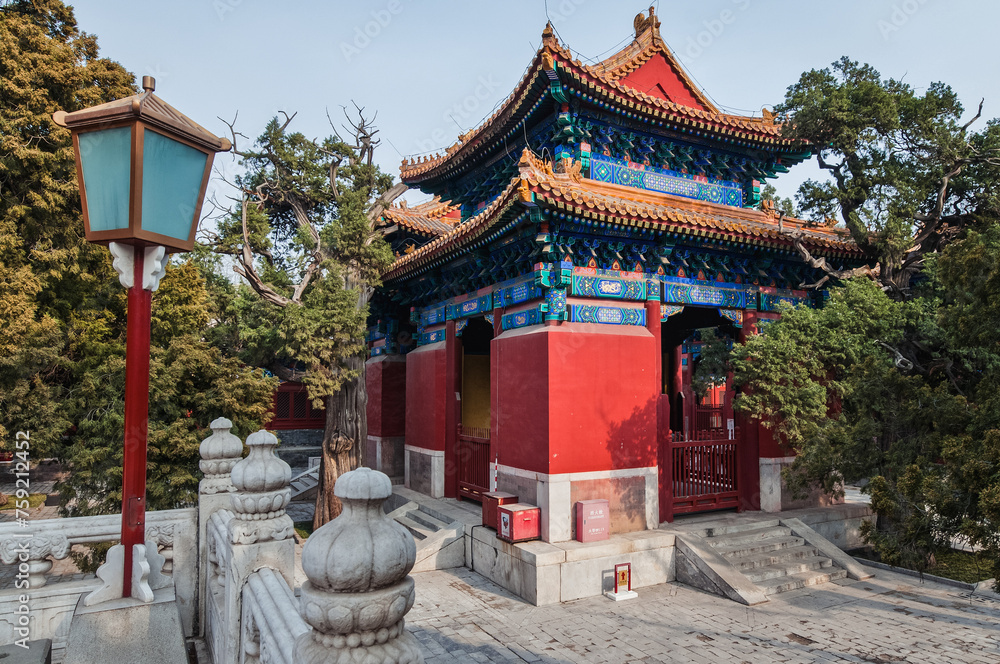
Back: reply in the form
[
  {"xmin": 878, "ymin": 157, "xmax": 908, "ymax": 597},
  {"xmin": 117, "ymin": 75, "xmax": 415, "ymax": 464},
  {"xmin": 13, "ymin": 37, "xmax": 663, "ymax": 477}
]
[
  {"xmin": 404, "ymin": 343, "xmax": 446, "ymax": 452},
  {"xmin": 366, "ymin": 354, "xmax": 407, "ymax": 476}
]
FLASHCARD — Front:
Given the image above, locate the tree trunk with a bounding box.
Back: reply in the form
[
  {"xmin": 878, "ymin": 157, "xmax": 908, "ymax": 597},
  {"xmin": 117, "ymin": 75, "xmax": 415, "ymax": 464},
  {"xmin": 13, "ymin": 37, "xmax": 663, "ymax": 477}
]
[
  {"xmin": 312, "ymin": 282, "xmax": 372, "ymax": 530},
  {"xmin": 312, "ymin": 353, "xmax": 368, "ymax": 529}
]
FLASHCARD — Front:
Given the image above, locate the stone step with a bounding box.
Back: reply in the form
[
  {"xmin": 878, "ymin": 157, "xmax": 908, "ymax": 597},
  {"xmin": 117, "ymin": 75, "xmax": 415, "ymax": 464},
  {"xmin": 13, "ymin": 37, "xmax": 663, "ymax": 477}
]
[
  {"xmin": 743, "ymin": 556, "xmax": 834, "ymax": 583},
  {"xmin": 728, "ymin": 545, "xmax": 824, "ymax": 571},
  {"xmin": 706, "ymin": 526, "xmax": 792, "ymax": 548},
  {"xmin": 408, "ymin": 509, "xmax": 451, "ymax": 532},
  {"xmin": 713, "ymin": 535, "xmax": 806, "ymax": 559},
  {"xmin": 395, "ymin": 514, "xmax": 433, "ymax": 540},
  {"xmin": 704, "ymin": 519, "xmax": 781, "ymax": 537},
  {"xmin": 290, "ymin": 476, "xmax": 317, "ymax": 491},
  {"xmin": 757, "ymin": 568, "xmax": 848, "ymax": 595}
]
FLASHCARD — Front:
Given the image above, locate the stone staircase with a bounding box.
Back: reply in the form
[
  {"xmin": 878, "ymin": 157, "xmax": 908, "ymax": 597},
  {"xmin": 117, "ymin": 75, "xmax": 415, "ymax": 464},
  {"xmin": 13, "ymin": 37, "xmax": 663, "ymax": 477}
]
[
  {"xmin": 289, "ymin": 466, "xmax": 320, "ymax": 501},
  {"xmin": 387, "ymin": 501, "xmax": 465, "ymax": 572},
  {"xmin": 704, "ymin": 520, "xmax": 847, "ymax": 595},
  {"xmin": 673, "ymin": 517, "xmax": 872, "ymax": 605}
]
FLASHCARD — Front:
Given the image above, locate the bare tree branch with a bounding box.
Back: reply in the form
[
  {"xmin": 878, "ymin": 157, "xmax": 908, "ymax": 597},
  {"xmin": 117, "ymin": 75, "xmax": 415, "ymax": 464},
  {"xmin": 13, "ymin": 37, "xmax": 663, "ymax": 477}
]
[
  {"xmin": 789, "ymin": 231, "xmax": 881, "ymax": 288},
  {"xmin": 960, "ymin": 99, "xmax": 984, "ymax": 133}
]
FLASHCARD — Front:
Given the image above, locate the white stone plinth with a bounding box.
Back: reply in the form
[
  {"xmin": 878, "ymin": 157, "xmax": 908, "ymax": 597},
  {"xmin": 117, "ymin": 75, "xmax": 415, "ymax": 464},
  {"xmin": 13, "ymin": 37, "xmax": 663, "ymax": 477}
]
[
  {"xmin": 64, "ymin": 586, "xmax": 187, "ymax": 664},
  {"xmin": 604, "ymin": 589, "xmax": 638, "ymax": 601}
]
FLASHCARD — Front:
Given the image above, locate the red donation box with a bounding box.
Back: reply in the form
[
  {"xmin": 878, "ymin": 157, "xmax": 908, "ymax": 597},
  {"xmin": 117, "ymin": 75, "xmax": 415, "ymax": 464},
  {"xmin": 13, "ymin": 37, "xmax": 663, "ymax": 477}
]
[
  {"xmin": 575, "ymin": 499, "xmax": 610, "ymax": 542},
  {"xmin": 497, "ymin": 503, "xmax": 540, "ymax": 543},
  {"xmin": 482, "ymin": 491, "xmax": 519, "ymax": 531}
]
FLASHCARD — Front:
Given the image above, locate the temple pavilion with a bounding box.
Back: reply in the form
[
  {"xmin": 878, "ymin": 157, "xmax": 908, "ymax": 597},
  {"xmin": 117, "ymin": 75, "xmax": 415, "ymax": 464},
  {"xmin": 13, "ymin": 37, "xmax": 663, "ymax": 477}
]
[{"xmin": 365, "ymin": 8, "xmax": 862, "ymax": 543}]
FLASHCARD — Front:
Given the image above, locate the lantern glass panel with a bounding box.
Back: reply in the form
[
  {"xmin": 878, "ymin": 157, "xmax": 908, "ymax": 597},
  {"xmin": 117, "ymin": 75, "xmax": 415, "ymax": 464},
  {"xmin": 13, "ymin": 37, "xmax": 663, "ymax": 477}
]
[
  {"xmin": 79, "ymin": 127, "xmax": 132, "ymax": 232},
  {"xmin": 141, "ymin": 128, "xmax": 208, "ymax": 241}
]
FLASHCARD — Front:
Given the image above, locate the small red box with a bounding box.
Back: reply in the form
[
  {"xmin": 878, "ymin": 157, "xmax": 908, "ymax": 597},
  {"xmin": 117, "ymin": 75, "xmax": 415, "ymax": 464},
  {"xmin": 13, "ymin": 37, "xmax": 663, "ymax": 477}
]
[
  {"xmin": 575, "ymin": 499, "xmax": 610, "ymax": 542},
  {"xmin": 497, "ymin": 503, "xmax": 540, "ymax": 543},
  {"xmin": 482, "ymin": 491, "xmax": 519, "ymax": 531}
]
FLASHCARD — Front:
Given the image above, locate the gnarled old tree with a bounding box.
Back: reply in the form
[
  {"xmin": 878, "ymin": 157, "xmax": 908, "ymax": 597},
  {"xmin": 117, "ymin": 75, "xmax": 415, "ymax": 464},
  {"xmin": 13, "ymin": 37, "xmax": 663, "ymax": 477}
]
[
  {"xmin": 207, "ymin": 108, "xmax": 405, "ymax": 528},
  {"xmin": 774, "ymin": 57, "xmax": 1000, "ymax": 296}
]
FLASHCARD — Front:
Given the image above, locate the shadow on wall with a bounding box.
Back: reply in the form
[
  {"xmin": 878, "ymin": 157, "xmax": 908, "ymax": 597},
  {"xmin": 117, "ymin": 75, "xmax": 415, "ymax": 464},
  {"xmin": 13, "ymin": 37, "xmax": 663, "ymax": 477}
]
[{"xmin": 563, "ymin": 395, "xmax": 659, "ymax": 538}]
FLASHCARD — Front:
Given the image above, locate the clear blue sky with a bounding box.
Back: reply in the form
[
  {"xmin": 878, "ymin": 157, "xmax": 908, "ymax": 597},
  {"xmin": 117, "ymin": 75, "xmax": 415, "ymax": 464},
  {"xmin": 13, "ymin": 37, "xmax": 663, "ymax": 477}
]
[{"xmin": 72, "ymin": 0, "xmax": 1000, "ymax": 205}]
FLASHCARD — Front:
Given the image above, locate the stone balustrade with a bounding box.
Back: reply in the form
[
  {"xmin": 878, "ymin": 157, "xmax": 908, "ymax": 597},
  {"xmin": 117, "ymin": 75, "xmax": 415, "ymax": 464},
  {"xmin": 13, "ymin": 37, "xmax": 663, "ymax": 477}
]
[
  {"xmin": 0, "ymin": 508, "xmax": 197, "ymax": 662},
  {"xmin": 0, "ymin": 422, "xmax": 424, "ymax": 664},
  {"xmin": 240, "ymin": 567, "xmax": 309, "ymax": 664}
]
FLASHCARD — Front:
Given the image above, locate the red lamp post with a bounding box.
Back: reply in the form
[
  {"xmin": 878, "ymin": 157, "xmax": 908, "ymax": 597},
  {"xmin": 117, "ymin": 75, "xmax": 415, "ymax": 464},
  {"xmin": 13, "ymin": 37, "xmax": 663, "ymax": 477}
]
[{"xmin": 54, "ymin": 77, "xmax": 230, "ymax": 599}]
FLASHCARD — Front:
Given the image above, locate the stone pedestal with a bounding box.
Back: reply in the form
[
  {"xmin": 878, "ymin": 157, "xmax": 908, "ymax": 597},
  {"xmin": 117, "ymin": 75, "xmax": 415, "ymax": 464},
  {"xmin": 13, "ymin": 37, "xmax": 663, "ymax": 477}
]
[
  {"xmin": 63, "ymin": 587, "xmax": 187, "ymax": 664},
  {"xmin": 295, "ymin": 467, "xmax": 424, "ymax": 663}
]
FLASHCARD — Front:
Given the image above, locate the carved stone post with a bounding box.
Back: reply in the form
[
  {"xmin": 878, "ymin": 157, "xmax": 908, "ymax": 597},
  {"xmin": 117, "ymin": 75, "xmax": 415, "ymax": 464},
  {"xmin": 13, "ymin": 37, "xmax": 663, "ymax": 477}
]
[
  {"xmin": 221, "ymin": 430, "xmax": 295, "ymax": 664},
  {"xmin": 197, "ymin": 417, "xmax": 243, "ymax": 636},
  {"xmin": 295, "ymin": 467, "xmax": 424, "ymax": 663},
  {"xmin": 0, "ymin": 532, "xmax": 69, "ymax": 588}
]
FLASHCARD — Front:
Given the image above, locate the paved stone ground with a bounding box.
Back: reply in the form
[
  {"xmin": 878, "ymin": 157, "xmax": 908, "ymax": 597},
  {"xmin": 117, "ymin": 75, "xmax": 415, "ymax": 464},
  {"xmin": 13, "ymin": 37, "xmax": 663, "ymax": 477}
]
[{"xmin": 407, "ymin": 567, "xmax": 1000, "ymax": 663}]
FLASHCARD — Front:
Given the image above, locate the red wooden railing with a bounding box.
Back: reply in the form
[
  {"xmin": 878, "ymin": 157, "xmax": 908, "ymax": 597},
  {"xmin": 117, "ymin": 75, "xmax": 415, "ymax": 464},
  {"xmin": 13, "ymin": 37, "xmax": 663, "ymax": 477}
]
[
  {"xmin": 669, "ymin": 428, "xmax": 740, "ymax": 515},
  {"xmin": 695, "ymin": 406, "xmax": 724, "ymax": 431},
  {"xmin": 456, "ymin": 425, "xmax": 490, "ymax": 503}
]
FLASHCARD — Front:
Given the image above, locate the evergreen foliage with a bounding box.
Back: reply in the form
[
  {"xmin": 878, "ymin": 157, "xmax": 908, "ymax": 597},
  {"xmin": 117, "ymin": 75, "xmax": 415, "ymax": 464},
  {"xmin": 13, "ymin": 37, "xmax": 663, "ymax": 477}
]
[
  {"xmin": 734, "ymin": 59, "xmax": 1000, "ymax": 586},
  {"xmin": 209, "ymin": 110, "xmax": 404, "ymax": 525},
  {"xmin": 0, "ymin": 1, "xmax": 276, "ymax": 514},
  {"xmin": 776, "ymin": 58, "xmax": 1000, "ymax": 295}
]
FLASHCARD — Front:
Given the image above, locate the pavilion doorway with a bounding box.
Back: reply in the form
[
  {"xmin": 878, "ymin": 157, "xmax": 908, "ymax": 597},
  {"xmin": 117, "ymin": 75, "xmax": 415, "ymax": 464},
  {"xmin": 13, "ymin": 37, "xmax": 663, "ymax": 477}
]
[
  {"xmin": 659, "ymin": 307, "xmax": 742, "ymax": 518},
  {"xmin": 456, "ymin": 317, "xmax": 493, "ymax": 502}
]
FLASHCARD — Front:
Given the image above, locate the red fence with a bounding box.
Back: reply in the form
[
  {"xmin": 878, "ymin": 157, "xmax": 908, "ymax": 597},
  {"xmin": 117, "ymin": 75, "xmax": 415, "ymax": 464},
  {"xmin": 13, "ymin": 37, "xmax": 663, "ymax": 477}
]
[
  {"xmin": 695, "ymin": 406, "xmax": 724, "ymax": 431},
  {"xmin": 456, "ymin": 425, "xmax": 490, "ymax": 503},
  {"xmin": 669, "ymin": 428, "xmax": 740, "ymax": 515}
]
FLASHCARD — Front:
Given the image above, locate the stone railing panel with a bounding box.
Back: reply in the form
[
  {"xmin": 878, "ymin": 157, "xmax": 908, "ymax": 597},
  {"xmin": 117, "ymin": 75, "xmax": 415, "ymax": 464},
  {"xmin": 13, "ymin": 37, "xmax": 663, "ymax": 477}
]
[
  {"xmin": 241, "ymin": 567, "xmax": 309, "ymax": 664},
  {"xmin": 0, "ymin": 507, "xmax": 196, "ymax": 663}
]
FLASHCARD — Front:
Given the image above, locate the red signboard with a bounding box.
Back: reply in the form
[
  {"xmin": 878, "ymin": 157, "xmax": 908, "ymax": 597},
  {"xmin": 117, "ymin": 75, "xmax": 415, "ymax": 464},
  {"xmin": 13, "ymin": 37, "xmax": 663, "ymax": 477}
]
[{"xmin": 575, "ymin": 499, "xmax": 610, "ymax": 542}]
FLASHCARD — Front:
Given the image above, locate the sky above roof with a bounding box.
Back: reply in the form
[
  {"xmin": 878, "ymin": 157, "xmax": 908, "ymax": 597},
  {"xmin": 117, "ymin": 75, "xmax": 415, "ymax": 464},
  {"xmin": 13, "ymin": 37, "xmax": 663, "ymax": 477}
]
[{"xmin": 72, "ymin": 0, "xmax": 1000, "ymax": 207}]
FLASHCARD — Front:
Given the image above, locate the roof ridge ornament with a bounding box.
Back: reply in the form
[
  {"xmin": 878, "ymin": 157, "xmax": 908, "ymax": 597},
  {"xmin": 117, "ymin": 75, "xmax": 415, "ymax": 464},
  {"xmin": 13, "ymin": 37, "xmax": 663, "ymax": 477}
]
[
  {"xmin": 542, "ymin": 21, "xmax": 558, "ymax": 47},
  {"xmin": 633, "ymin": 6, "xmax": 661, "ymax": 40}
]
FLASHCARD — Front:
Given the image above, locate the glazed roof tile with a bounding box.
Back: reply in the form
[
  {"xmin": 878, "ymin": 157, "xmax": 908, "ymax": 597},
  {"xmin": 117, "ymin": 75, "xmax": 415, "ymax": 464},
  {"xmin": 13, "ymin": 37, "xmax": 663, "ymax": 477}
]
[
  {"xmin": 384, "ymin": 150, "xmax": 858, "ymax": 283},
  {"xmin": 383, "ymin": 197, "xmax": 459, "ymax": 237},
  {"xmin": 399, "ymin": 8, "xmax": 792, "ymax": 184}
]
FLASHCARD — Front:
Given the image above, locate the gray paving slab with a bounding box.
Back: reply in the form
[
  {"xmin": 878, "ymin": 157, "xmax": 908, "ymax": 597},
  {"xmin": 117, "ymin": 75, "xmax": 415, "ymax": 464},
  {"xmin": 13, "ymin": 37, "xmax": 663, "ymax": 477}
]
[{"xmin": 406, "ymin": 565, "xmax": 1000, "ymax": 663}]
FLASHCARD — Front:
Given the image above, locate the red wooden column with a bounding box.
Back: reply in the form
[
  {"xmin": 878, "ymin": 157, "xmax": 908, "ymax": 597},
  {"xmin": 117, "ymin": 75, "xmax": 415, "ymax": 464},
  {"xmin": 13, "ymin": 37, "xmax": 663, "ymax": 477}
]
[
  {"xmin": 737, "ymin": 308, "xmax": 761, "ymax": 510},
  {"xmin": 489, "ymin": 308, "xmax": 502, "ymax": 492},
  {"xmin": 444, "ymin": 319, "xmax": 461, "ymax": 498},
  {"xmin": 646, "ymin": 300, "xmax": 672, "ymax": 523},
  {"xmin": 121, "ymin": 247, "xmax": 151, "ymax": 598},
  {"xmin": 669, "ymin": 343, "xmax": 684, "ymax": 433}
]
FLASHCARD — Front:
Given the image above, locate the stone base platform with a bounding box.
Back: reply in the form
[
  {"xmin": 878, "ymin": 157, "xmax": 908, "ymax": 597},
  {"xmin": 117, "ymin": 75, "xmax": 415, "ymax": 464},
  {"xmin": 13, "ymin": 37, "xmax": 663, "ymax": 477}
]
[{"xmin": 387, "ymin": 486, "xmax": 873, "ymax": 607}]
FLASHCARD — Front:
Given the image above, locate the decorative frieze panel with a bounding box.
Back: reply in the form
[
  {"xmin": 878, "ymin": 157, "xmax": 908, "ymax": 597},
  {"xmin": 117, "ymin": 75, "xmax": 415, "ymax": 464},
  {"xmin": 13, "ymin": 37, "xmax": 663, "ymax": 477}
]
[
  {"xmin": 419, "ymin": 329, "xmax": 445, "ymax": 345},
  {"xmin": 447, "ymin": 293, "xmax": 492, "ymax": 320},
  {"xmin": 572, "ymin": 274, "xmax": 646, "ymax": 300},
  {"xmin": 570, "ymin": 304, "xmax": 646, "ymax": 326},
  {"xmin": 662, "ymin": 281, "xmax": 747, "ymax": 309},
  {"xmin": 590, "ymin": 154, "xmax": 744, "ymax": 207},
  {"xmin": 758, "ymin": 289, "xmax": 809, "ymax": 312},
  {"xmin": 419, "ymin": 305, "xmax": 446, "ymax": 327},
  {"xmin": 494, "ymin": 279, "xmax": 543, "ymax": 307},
  {"xmin": 501, "ymin": 307, "xmax": 544, "ymax": 331}
]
